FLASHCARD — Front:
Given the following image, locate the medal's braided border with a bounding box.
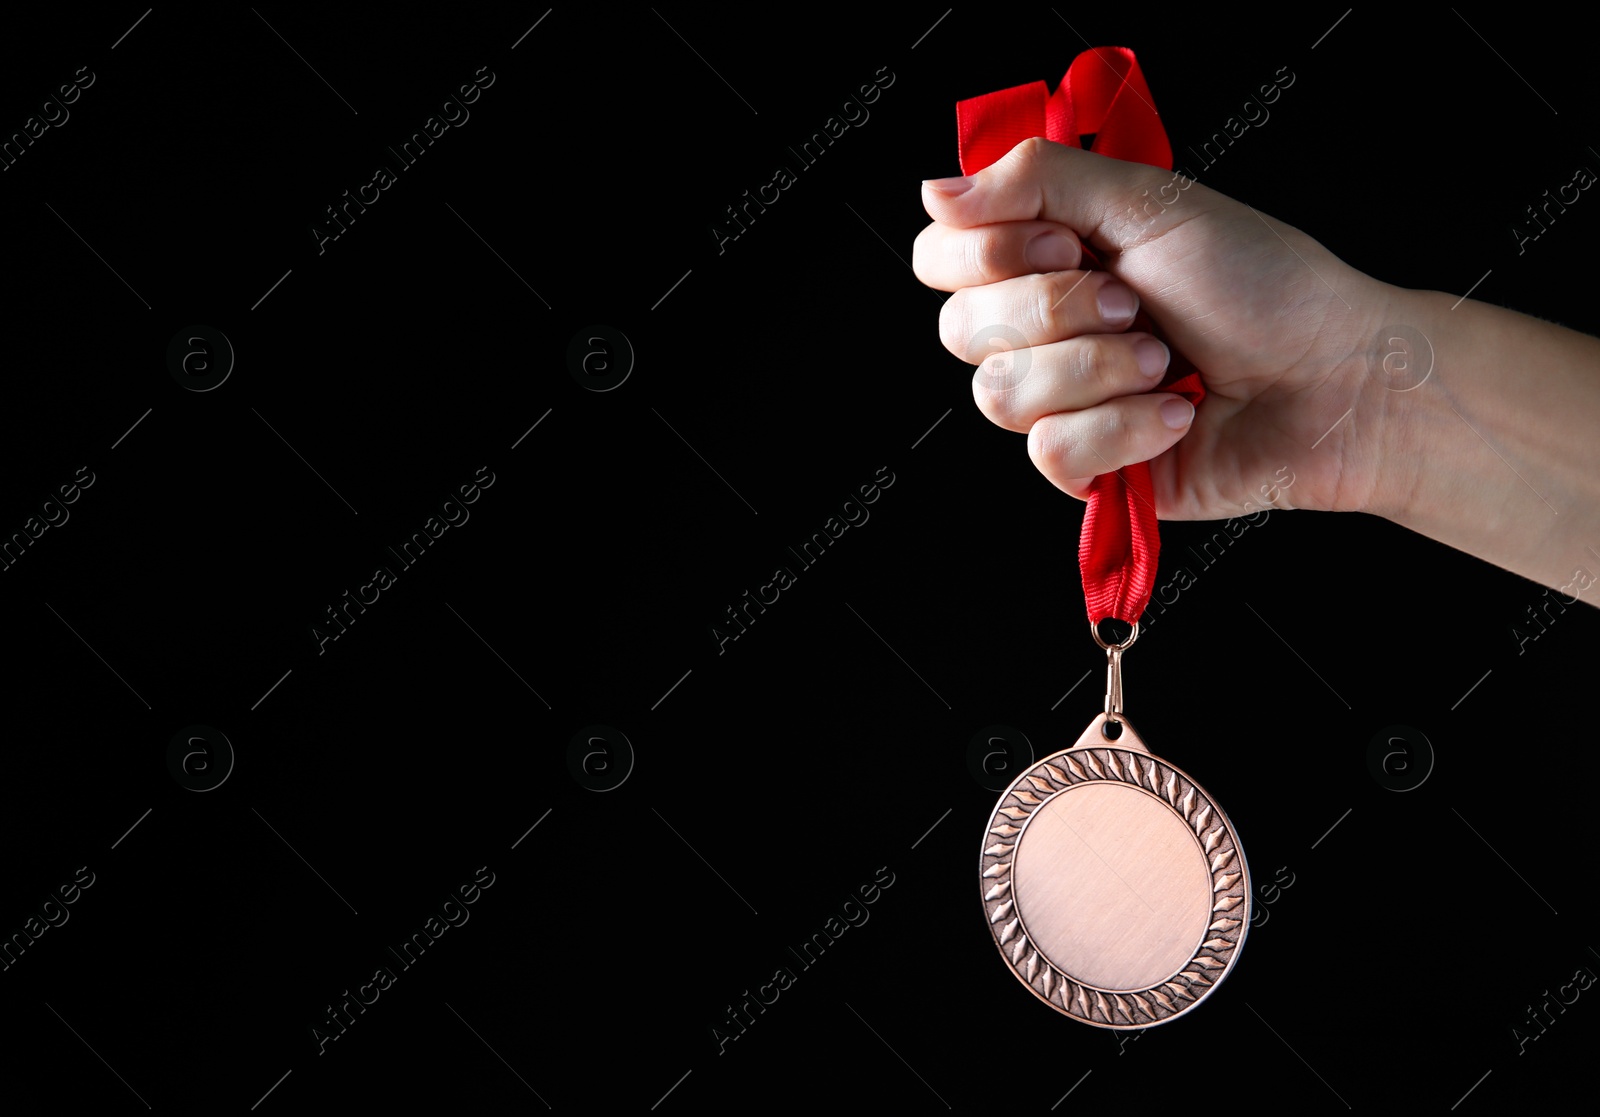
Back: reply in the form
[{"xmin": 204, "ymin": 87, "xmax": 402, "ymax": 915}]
[{"xmin": 980, "ymin": 747, "xmax": 1249, "ymax": 1028}]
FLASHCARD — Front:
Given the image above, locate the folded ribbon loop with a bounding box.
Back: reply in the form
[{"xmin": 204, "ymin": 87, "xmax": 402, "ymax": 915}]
[{"xmin": 956, "ymin": 48, "xmax": 1205, "ymax": 629}]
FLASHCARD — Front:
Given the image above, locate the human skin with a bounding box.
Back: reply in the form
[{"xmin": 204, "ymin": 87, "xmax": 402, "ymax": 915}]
[{"xmin": 913, "ymin": 137, "xmax": 1600, "ymax": 601}]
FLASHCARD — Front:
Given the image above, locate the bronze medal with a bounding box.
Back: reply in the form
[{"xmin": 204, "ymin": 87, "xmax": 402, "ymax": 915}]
[{"xmin": 980, "ymin": 625, "xmax": 1249, "ymax": 1027}]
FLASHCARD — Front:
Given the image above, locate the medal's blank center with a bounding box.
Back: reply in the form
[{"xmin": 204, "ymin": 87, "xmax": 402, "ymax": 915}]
[{"xmin": 1013, "ymin": 782, "xmax": 1210, "ymax": 992}]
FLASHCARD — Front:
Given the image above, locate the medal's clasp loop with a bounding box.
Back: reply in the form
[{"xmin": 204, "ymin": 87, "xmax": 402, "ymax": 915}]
[{"xmin": 1089, "ymin": 620, "xmax": 1138, "ymax": 720}]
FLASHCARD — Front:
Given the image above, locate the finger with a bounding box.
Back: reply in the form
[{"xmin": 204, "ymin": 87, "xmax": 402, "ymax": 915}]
[
  {"xmin": 1026, "ymin": 393, "xmax": 1196, "ymax": 497},
  {"xmin": 941, "ymin": 270, "xmax": 1141, "ymax": 362},
  {"xmin": 913, "ymin": 219, "xmax": 1083, "ymax": 291},
  {"xmin": 973, "ymin": 333, "xmax": 1170, "ymax": 433},
  {"xmin": 922, "ymin": 136, "xmax": 1208, "ymax": 252}
]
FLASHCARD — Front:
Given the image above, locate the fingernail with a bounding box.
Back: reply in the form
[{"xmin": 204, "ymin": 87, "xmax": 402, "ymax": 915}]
[
  {"xmin": 924, "ymin": 175, "xmax": 974, "ymax": 196},
  {"xmin": 1135, "ymin": 338, "xmax": 1169, "ymax": 378},
  {"xmin": 1097, "ymin": 281, "xmax": 1139, "ymax": 323},
  {"xmin": 1025, "ymin": 231, "xmax": 1078, "ymax": 272},
  {"xmin": 1160, "ymin": 397, "xmax": 1194, "ymax": 429}
]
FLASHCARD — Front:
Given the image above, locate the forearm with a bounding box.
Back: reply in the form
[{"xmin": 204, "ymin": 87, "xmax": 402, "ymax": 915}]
[{"xmin": 1372, "ymin": 286, "xmax": 1600, "ymax": 600}]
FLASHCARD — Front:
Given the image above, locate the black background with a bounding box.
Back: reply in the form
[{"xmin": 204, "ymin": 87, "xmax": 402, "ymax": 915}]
[{"xmin": 2, "ymin": 6, "xmax": 1596, "ymax": 1112}]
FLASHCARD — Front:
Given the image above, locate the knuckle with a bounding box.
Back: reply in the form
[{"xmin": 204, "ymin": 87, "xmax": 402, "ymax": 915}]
[
  {"xmin": 1028, "ymin": 415, "xmax": 1072, "ymax": 471},
  {"xmin": 911, "ymin": 224, "xmax": 937, "ymax": 285},
  {"xmin": 971, "ymin": 354, "xmax": 1026, "ymax": 427},
  {"xmin": 1026, "ymin": 419, "xmax": 1051, "ymax": 467},
  {"xmin": 1034, "ymin": 271, "xmax": 1085, "ymax": 338},
  {"xmin": 1012, "ymin": 135, "xmax": 1054, "ymax": 171},
  {"xmin": 939, "ymin": 291, "xmax": 971, "ymax": 357},
  {"xmin": 1031, "ymin": 274, "xmax": 1064, "ymax": 338},
  {"xmin": 1068, "ymin": 336, "xmax": 1120, "ymax": 393},
  {"xmin": 971, "ymin": 367, "xmax": 1007, "ymax": 426},
  {"xmin": 962, "ymin": 229, "xmax": 1007, "ymax": 285},
  {"xmin": 1093, "ymin": 405, "xmax": 1137, "ymax": 456}
]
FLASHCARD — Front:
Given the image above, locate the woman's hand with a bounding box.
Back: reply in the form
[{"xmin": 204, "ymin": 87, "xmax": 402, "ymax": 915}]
[{"xmin": 914, "ymin": 136, "xmax": 1406, "ymax": 519}]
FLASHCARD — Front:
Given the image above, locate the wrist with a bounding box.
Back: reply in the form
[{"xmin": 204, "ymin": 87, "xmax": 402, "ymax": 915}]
[
  {"xmin": 1350, "ymin": 284, "xmax": 1452, "ymax": 523},
  {"xmin": 1360, "ymin": 285, "xmax": 1600, "ymax": 595}
]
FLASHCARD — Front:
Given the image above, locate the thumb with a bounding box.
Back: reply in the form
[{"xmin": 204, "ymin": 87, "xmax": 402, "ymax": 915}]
[{"xmin": 921, "ymin": 136, "xmax": 1214, "ymax": 256}]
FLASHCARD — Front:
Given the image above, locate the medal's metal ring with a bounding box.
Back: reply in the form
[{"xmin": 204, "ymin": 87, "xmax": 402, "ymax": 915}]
[{"xmin": 1090, "ymin": 619, "xmax": 1139, "ymax": 652}]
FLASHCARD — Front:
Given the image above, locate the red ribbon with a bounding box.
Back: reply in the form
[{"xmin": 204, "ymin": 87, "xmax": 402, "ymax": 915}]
[{"xmin": 957, "ymin": 48, "xmax": 1205, "ymax": 629}]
